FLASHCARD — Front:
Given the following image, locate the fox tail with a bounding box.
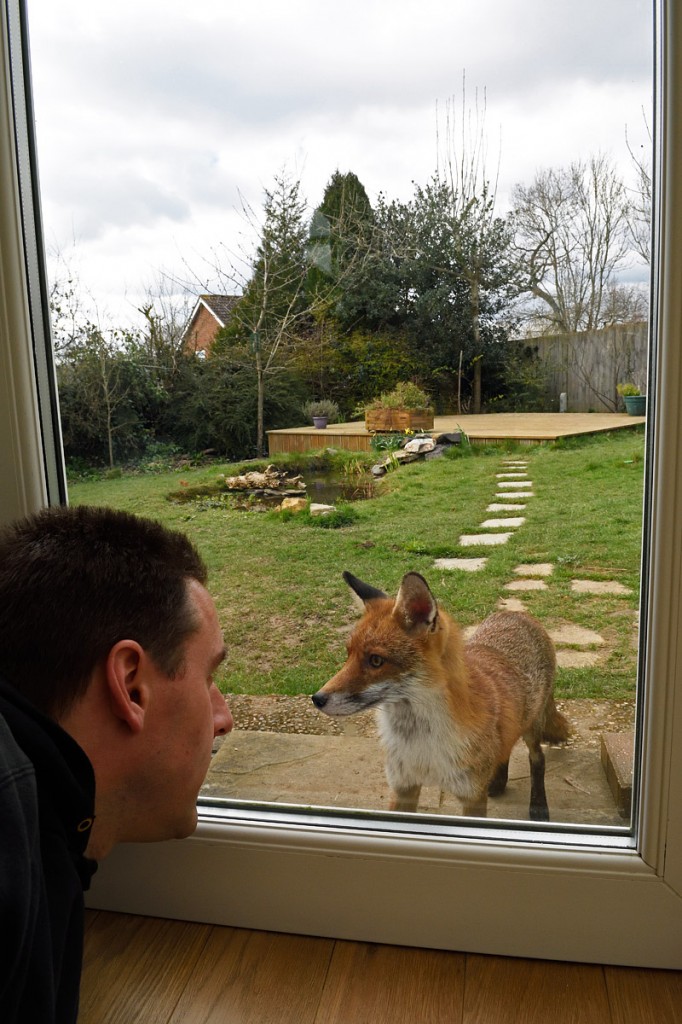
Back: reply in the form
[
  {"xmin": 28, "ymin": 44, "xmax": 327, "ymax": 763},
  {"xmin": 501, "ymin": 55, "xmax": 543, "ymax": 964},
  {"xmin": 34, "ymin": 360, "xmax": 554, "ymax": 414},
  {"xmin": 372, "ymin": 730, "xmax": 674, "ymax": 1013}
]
[{"xmin": 542, "ymin": 696, "xmax": 570, "ymax": 744}]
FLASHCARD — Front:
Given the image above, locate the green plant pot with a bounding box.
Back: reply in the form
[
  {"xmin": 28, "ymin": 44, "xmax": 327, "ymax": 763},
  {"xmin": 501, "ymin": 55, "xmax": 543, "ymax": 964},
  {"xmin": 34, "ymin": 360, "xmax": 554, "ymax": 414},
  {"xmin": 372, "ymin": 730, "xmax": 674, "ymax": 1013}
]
[{"xmin": 623, "ymin": 395, "xmax": 646, "ymax": 416}]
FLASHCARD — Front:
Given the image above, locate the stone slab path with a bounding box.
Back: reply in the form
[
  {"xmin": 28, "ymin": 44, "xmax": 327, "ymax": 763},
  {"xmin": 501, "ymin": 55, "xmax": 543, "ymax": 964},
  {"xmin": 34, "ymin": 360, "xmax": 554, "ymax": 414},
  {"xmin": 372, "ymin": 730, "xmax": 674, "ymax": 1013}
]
[{"xmin": 434, "ymin": 457, "xmax": 635, "ymax": 670}]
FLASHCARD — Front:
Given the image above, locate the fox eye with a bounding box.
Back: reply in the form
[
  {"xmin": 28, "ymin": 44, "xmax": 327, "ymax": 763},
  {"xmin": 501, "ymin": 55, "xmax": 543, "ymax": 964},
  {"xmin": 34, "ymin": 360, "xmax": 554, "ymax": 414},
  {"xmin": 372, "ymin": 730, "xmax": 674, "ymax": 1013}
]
[{"xmin": 369, "ymin": 654, "xmax": 385, "ymax": 668}]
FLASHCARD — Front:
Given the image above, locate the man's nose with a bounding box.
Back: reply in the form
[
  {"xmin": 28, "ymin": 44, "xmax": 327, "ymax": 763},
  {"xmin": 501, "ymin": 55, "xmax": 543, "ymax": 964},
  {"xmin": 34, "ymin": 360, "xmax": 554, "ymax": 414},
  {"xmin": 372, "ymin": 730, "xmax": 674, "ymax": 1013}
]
[{"xmin": 211, "ymin": 685, "xmax": 234, "ymax": 735}]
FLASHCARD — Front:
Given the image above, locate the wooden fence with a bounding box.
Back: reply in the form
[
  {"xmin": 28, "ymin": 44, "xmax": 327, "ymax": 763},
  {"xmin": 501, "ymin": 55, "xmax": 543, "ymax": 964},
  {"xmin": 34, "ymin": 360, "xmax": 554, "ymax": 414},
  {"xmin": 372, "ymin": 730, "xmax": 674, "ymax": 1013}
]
[{"xmin": 532, "ymin": 322, "xmax": 649, "ymax": 412}]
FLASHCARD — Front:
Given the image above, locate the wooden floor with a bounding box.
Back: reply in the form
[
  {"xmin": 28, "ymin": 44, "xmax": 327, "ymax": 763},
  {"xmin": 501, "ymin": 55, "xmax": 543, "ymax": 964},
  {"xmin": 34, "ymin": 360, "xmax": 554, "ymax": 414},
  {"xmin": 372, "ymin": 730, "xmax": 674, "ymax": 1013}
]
[
  {"xmin": 267, "ymin": 413, "xmax": 645, "ymax": 455},
  {"xmin": 81, "ymin": 911, "xmax": 682, "ymax": 1023}
]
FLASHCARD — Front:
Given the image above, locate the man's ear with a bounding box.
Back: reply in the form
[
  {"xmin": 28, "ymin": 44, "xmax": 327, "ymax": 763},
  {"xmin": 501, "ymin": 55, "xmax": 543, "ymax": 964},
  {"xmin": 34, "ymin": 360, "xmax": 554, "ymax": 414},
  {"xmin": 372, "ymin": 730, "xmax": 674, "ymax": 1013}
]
[{"xmin": 104, "ymin": 641, "xmax": 148, "ymax": 734}]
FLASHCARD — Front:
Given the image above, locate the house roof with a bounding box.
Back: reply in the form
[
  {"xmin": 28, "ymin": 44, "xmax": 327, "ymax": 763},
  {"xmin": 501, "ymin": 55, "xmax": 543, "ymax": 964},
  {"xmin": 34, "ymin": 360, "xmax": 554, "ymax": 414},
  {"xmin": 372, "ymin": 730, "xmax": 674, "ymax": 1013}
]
[{"xmin": 182, "ymin": 293, "xmax": 240, "ymax": 340}]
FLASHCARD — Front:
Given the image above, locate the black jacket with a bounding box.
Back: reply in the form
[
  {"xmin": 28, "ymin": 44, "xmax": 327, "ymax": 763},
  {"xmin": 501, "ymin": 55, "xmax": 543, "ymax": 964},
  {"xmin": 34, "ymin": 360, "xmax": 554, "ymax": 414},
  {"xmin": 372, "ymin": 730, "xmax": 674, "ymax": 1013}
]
[{"xmin": 0, "ymin": 678, "xmax": 97, "ymax": 1023}]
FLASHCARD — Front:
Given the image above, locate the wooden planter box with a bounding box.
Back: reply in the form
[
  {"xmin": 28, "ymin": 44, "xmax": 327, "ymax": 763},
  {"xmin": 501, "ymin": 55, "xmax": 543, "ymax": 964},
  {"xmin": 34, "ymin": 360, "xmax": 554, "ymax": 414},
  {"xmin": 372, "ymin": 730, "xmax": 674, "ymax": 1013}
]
[{"xmin": 365, "ymin": 407, "xmax": 434, "ymax": 432}]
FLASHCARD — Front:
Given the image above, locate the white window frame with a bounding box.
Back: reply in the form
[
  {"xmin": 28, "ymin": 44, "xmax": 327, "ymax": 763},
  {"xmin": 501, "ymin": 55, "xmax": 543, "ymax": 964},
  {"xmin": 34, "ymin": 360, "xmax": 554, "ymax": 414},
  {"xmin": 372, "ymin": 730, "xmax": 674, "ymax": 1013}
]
[{"xmin": 3, "ymin": 0, "xmax": 681, "ymax": 968}]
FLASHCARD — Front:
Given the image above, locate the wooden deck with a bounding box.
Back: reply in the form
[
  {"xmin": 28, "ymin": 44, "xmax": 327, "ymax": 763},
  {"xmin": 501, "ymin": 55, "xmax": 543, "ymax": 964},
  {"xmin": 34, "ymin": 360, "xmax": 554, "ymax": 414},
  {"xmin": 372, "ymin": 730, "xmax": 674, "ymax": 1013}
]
[{"xmin": 268, "ymin": 413, "xmax": 645, "ymax": 455}]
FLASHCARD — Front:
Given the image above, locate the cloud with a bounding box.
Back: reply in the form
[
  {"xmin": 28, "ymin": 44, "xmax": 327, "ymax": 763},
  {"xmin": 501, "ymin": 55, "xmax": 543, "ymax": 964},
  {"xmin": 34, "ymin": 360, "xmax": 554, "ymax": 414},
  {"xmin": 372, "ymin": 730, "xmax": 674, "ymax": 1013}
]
[{"xmin": 27, "ymin": 0, "xmax": 654, "ymax": 325}]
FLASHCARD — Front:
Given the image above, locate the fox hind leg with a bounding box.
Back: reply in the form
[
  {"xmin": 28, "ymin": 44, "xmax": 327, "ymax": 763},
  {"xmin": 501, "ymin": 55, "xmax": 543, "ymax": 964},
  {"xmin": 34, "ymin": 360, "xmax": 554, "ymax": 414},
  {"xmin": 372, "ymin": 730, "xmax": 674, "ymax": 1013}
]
[{"xmin": 524, "ymin": 726, "xmax": 550, "ymax": 822}]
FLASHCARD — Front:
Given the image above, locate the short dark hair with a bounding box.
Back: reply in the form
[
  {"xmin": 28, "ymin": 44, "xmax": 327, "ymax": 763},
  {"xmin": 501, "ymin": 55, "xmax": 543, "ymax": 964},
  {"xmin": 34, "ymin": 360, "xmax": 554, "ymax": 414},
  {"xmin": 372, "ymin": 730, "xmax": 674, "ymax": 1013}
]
[{"xmin": 0, "ymin": 505, "xmax": 208, "ymax": 717}]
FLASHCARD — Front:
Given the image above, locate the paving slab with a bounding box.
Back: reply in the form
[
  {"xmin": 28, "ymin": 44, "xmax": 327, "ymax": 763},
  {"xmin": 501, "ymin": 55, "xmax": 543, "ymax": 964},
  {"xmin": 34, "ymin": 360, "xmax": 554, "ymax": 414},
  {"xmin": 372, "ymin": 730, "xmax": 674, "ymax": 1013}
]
[
  {"xmin": 497, "ymin": 480, "xmax": 533, "ymax": 489},
  {"xmin": 459, "ymin": 532, "xmax": 512, "ymax": 546},
  {"xmin": 571, "ymin": 579, "xmax": 633, "ymax": 596},
  {"xmin": 556, "ymin": 650, "xmax": 604, "ymax": 668},
  {"xmin": 550, "ymin": 624, "xmax": 604, "ymax": 645},
  {"xmin": 497, "ymin": 597, "xmax": 527, "ymax": 612},
  {"xmin": 480, "ymin": 517, "xmax": 525, "ymax": 528},
  {"xmin": 433, "ymin": 557, "xmax": 488, "ymax": 572},
  {"xmin": 514, "ymin": 563, "xmax": 553, "ymax": 577},
  {"xmin": 487, "ymin": 503, "xmax": 526, "ymax": 512},
  {"xmin": 504, "ymin": 579, "xmax": 548, "ymax": 592},
  {"xmin": 201, "ymin": 720, "xmax": 625, "ymax": 826},
  {"xmin": 495, "ymin": 491, "xmax": 534, "ymax": 499},
  {"xmin": 496, "ymin": 473, "xmax": 528, "ymax": 479}
]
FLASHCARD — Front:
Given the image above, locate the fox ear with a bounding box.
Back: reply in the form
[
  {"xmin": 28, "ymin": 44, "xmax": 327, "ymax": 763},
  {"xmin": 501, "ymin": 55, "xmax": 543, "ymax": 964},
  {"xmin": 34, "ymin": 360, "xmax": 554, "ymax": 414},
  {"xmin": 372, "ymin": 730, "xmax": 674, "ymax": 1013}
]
[
  {"xmin": 393, "ymin": 572, "xmax": 438, "ymax": 632},
  {"xmin": 343, "ymin": 571, "xmax": 388, "ymax": 609}
]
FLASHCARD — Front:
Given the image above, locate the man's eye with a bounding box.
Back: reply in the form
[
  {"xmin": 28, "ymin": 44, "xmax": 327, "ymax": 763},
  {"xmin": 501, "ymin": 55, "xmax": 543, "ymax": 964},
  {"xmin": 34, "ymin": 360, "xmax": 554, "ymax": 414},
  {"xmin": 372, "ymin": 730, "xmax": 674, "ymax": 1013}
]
[{"xmin": 369, "ymin": 654, "xmax": 384, "ymax": 668}]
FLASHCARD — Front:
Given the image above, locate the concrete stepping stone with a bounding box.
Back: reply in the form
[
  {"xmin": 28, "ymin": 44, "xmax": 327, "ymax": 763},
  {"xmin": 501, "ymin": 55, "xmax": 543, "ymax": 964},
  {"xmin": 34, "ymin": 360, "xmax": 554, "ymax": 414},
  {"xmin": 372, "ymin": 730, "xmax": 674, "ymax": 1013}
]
[
  {"xmin": 502, "ymin": 459, "xmax": 528, "ymax": 465},
  {"xmin": 497, "ymin": 597, "xmax": 527, "ymax": 612},
  {"xmin": 556, "ymin": 650, "xmax": 604, "ymax": 668},
  {"xmin": 459, "ymin": 532, "xmax": 512, "ymax": 547},
  {"xmin": 504, "ymin": 579, "xmax": 548, "ymax": 591},
  {"xmin": 487, "ymin": 503, "xmax": 526, "ymax": 512},
  {"xmin": 497, "ymin": 480, "xmax": 533, "ymax": 489},
  {"xmin": 513, "ymin": 563, "xmax": 553, "ymax": 577},
  {"xmin": 550, "ymin": 625, "xmax": 604, "ymax": 646},
  {"xmin": 433, "ymin": 557, "xmax": 488, "ymax": 572},
  {"xmin": 571, "ymin": 580, "xmax": 633, "ymax": 596},
  {"xmin": 496, "ymin": 472, "xmax": 528, "ymax": 479},
  {"xmin": 480, "ymin": 517, "xmax": 525, "ymax": 529},
  {"xmin": 495, "ymin": 491, "xmax": 534, "ymax": 499}
]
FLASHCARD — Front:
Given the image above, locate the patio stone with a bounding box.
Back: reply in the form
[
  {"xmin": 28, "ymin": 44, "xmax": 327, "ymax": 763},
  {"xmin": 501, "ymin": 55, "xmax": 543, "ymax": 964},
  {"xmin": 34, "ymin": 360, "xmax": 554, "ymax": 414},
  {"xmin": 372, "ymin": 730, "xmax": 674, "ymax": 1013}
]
[
  {"xmin": 497, "ymin": 597, "xmax": 527, "ymax": 612},
  {"xmin": 556, "ymin": 650, "xmax": 604, "ymax": 668},
  {"xmin": 480, "ymin": 517, "xmax": 525, "ymax": 528},
  {"xmin": 433, "ymin": 557, "xmax": 488, "ymax": 572},
  {"xmin": 459, "ymin": 532, "xmax": 512, "ymax": 547},
  {"xmin": 504, "ymin": 579, "xmax": 548, "ymax": 591},
  {"xmin": 497, "ymin": 480, "xmax": 533, "ymax": 488},
  {"xmin": 495, "ymin": 491, "xmax": 535, "ymax": 499},
  {"xmin": 513, "ymin": 563, "xmax": 553, "ymax": 576},
  {"xmin": 487, "ymin": 503, "xmax": 526, "ymax": 512},
  {"xmin": 571, "ymin": 579, "xmax": 633, "ymax": 596},
  {"xmin": 550, "ymin": 625, "xmax": 604, "ymax": 645}
]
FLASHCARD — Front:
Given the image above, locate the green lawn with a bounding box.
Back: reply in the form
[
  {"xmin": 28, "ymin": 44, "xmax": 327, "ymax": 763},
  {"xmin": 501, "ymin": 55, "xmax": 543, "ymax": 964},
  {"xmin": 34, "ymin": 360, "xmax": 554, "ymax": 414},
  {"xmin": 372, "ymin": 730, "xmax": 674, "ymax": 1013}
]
[{"xmin": 69, "ymin": 428, "xmax": 645, "ymax": 700}]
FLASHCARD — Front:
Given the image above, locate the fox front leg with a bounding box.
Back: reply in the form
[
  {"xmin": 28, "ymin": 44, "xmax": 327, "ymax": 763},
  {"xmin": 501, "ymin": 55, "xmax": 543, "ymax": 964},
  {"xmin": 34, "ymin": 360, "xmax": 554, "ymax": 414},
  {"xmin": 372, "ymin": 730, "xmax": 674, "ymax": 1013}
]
[
  {"xmin": 462, "ymin": 793, "xmax": 489, "ymax": 818},
  {"xmin": 389, "ymin": 784, "xmax": 422, "ymax": 812}
]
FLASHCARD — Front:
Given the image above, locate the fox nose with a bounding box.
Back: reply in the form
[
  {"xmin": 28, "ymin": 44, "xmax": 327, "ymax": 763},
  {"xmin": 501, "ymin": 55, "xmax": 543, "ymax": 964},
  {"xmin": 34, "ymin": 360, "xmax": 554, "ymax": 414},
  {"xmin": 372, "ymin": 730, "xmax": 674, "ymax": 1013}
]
[{"xmin": 311, "ymin": 691, "xmax": 328, "ymax": 709}]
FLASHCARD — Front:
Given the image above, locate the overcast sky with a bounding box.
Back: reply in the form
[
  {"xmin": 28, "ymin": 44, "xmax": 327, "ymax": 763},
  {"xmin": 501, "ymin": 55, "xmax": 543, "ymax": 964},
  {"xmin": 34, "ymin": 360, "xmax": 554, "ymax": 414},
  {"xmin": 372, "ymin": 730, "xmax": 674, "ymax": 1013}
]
[{"xmin": 27, "ymin": 0, "xmax": 653, "ymax": 329}]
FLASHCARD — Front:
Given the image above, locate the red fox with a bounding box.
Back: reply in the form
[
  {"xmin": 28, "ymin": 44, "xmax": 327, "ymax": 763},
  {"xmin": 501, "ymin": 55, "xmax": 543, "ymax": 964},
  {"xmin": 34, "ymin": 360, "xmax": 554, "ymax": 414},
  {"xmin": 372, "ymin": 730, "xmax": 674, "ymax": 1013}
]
[{"xmin": 312, "ymin": 571, "xmax": 569, "ymax": 821}]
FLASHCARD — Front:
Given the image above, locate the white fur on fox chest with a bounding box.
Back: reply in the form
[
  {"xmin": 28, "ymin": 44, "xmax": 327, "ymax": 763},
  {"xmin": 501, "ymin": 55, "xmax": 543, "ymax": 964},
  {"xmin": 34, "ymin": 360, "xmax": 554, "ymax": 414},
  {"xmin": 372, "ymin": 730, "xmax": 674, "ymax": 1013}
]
[{"xmin": 377, "ymin": 681, "xmax": 487, "ymax": 801}]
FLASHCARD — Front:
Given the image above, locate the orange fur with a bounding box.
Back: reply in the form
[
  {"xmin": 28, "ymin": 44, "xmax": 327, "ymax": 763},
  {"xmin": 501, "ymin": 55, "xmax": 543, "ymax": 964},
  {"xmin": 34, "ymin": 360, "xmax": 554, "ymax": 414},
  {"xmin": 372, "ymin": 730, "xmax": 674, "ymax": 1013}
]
[{"xmin": 312, "ymin": 572, "xmax": 569, "ymax": 821}]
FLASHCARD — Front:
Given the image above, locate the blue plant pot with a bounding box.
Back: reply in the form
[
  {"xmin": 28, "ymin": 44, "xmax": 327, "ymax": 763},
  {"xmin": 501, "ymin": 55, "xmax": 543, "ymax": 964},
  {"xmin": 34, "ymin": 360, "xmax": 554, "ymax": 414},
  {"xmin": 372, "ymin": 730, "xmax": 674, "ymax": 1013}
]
[{"xmin": 623, "ymin": 395, "xmax": 646, "ymax": 416}]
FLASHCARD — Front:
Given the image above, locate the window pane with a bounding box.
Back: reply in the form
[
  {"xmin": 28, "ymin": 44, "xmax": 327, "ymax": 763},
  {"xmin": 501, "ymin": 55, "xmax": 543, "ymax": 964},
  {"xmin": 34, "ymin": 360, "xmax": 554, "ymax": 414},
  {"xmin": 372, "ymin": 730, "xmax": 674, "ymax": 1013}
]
[{"xmin": 28, "ymin": 0, "xmax": 653, "ymax": 832}]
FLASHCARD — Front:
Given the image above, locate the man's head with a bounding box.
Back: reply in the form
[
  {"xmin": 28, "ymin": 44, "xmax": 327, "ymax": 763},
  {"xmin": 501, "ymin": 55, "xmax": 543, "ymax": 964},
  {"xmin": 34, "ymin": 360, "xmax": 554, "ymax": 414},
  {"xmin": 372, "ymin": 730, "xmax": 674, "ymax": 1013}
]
[
  {"xmin": 0, "ymin": 504, "xmax": 209, "ymax": 717},
  {"xmin": 0, "ymin": 504, "xmax": 233, "ymax": 853}
]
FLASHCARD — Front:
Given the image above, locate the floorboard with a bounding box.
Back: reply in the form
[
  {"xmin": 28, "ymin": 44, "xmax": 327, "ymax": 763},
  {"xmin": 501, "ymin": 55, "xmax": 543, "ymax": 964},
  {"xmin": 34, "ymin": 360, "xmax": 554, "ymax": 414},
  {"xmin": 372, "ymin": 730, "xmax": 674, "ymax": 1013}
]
[
  {"xmin": 313, "ymin": 940, "xmax": 465, "ymax": 1023},
  {"xmin": 80, "ymin": 912, "xmax": 682, "ymax": 1024},
  {"xmin": 167, "ymin": 928, "xmax": 334, "ymax": 1024},
  {"xmin": 79, "ymin": 912, "xmax": 211, "ymax": 1024},
  {"xmin": 604, "ymin": 966, "xmax": 682, "ymax": 1024},
  {"xmin": 462, "ymin": 955, "xmax": 611, "ymax": 1024}
]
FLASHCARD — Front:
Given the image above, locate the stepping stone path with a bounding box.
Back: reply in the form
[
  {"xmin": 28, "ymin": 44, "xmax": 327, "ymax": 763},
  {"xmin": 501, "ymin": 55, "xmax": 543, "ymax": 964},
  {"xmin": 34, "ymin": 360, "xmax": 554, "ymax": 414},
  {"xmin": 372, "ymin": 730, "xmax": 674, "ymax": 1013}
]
[{"xmin": 432, "ymin": 457, "xmax": 635, "ymax": 669}]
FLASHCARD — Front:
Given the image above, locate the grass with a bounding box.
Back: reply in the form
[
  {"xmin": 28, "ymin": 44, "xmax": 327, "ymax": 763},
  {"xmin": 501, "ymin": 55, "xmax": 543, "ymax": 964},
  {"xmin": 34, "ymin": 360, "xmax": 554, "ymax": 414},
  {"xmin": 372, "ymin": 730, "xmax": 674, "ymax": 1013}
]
[{"xmin": 68, "ymin": 428, "xmax": 645, "ymax": 701}]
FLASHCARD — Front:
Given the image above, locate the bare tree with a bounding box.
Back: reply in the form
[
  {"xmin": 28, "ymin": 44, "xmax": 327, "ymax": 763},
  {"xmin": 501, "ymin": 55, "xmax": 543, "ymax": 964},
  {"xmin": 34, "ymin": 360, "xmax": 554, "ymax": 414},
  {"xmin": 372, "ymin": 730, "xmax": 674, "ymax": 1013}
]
[
  {"xmin": 432, "ymin": 85, "xmax": 519, "ymax": 411},
  {"xmin": 626, "ymin": 115, "xmax": 652, "ymax": 265},
  {"xmin": 512, "ymin": 154, "xmax": 632, "ymax": 333}
]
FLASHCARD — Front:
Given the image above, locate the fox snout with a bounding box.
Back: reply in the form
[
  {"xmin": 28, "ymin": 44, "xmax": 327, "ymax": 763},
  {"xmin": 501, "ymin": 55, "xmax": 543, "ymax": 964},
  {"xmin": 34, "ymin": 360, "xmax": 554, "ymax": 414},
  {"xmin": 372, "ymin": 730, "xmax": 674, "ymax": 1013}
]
[{"xmin": 311, "ymin": 691, "xmax": 329, "ymax": 710}]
